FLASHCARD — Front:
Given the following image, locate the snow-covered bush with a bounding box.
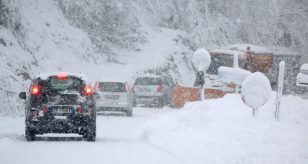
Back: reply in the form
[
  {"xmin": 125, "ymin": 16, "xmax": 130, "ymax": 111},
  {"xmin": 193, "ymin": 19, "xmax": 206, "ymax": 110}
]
[
  {"xmin": 241, "ymin": 72, "xmax": 272, "ymax": 110},
  {"xmin": 192, "ymin": 48, "xmax": 211, "ymax": 72}
]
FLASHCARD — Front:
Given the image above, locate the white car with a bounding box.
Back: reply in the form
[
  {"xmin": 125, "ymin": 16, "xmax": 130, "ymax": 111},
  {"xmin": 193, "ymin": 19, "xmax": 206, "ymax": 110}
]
[
  {"xmin": 94, "ymin": 80, "xmax": 133, "ymax": 117},
  {"xmin": 297, "ymin": 63, "xmax": 308, "ymax": 87}
]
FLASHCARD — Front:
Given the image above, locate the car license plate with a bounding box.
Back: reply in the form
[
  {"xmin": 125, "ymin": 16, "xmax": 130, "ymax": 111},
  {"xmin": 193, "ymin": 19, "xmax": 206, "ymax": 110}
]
[
  {"xmin": 53, "ymin": 108, "xmax": 71, "ymax": 114},
  {"xmin": 54, "ymin": 116, "xmax": 67, "ymax": 120},
  {"xmin": 105, "ymin": 95, "xmax": 119, "ymax": 99},
  {"xmin": 140, "ymin": 88, "xmax": 151, "ymax": 92}
]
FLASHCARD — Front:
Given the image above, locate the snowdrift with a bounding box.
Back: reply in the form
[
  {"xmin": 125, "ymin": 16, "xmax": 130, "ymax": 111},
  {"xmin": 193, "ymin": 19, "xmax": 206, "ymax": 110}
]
[{"xmin": 143, "ymin": 94, "xmax": 308, "ymax": 164}]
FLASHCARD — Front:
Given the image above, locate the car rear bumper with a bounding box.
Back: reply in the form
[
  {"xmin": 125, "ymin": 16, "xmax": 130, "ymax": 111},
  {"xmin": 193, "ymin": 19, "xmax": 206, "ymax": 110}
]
[
  {"xmin": 26, "ymin": 115, "xmax": 95, "ymax": 134},
  {"xmin": 96, "ymin": 102, "xmax": 130, "ymax": 109},
  {"xmin": 297, "ymin": 73, "xmax": 308, "ymax": 87},
  {"xmin": 96, "ymin": 106, "xmax": 130, "ymax": 112},
  {"xmin": 134, "ymin": 95, "xmax": 162, "ymax": 105}
]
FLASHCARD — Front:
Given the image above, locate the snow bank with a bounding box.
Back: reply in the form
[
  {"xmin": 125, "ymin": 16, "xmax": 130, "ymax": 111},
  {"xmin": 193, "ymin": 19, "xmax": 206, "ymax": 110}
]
[
  {"xmin": 217, "ymin": 66, "xmax": 251, "ymax": 85},
  {"xmin": 241, "ymin": 72, "xmax": 272, "ymax": 109},
  {"xmin": 192, "ymin": 48, "xmax": 211, "ymax": 71},
  {"xmin": 143, "ymin": 94, "xmax": 308, "ymax": 164}
]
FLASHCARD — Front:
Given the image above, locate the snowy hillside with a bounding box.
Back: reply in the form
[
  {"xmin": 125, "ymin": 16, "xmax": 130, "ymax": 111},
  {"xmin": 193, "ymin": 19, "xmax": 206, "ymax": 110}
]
[
  {"xmin": 1, "ymin": 0, "xmax": 308, "ymax": 81},
  {"xmin": 0, "ymin": 0, "xmax": 307, "ymax": 115}
]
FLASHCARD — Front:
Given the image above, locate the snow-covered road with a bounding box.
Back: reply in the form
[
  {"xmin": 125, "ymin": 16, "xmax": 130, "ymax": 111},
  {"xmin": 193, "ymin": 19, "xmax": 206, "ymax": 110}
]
[{"xmin": 0, "ymin": 107, "xmax": 186, "ymax": 164}]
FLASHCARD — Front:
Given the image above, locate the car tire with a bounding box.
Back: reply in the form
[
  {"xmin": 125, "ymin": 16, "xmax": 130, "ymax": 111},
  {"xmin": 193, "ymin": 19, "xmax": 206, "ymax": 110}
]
[
  {"xmin": 25, "ymin": 126, "xmax": 36, "ymax": 141},
  {"xmin": 126, "ymin": 108, "xmax": 133, "ymax": 117},
  {"xmin": 133, "ymin": 98, "xmax": 137, "ymax": 107},
  {"xmin": 156, "ymin": 97, "xmax": 164, "ymax": 108},
  {"xmin": 83, "ymin": 119, "xmax": 96, "ymax": 142}
]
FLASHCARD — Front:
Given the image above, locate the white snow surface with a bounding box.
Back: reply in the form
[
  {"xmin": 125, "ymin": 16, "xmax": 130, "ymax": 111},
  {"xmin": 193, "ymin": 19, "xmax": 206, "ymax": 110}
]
[
  {"xmin": 210, "ymin": 44, "xmax": 272, "ymax": 55},
  {"xmin": 218, "ymin": 66, "xmax": 251, "ymax": 85},
  {"xmin": 227, "ymin": 44, "xmax": 272, "ymax": 54},
  {"xmin": 143, "ymin": 94, "xmax": 308, "ymax": 164},
  {"xmin": 0, "ymin": 95, "xmax": 308, "ymax": 164},
  {"xmin": 192, "ymin": 48, "xmax": 211, "ymax": 71},
  {"xmin": 241, "ymin": 72, "xmax": 272, "ymax": 109},
  {"xmin": 210, "ymin": 49, "xmax": 245, "ymax": 56}
]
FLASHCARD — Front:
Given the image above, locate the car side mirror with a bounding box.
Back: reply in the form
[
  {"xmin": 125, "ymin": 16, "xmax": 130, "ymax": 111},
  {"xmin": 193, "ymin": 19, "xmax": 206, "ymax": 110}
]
[
  {"xmin": 19, "ymin": 92, "xmax": 26, "ymax": 99},
  {"xmin": 93, "ymin": 92, "xmax": 100, "ymax": 100}
]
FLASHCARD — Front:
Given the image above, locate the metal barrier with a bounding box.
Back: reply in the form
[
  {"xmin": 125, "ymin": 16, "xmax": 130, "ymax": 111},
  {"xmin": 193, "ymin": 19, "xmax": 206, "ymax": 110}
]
[{"xmin": 0, "ymin": 74, "xmax": 25, "ymax": 115}]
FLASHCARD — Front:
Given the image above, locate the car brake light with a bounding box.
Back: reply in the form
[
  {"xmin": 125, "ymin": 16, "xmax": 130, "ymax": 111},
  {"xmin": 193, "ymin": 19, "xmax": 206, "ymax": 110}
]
[
  {"xmin": 31, "ymin": 85, "xmax": 41, "ymax": 95},
  {"xmin": 157, "ymin": 85, "xmax": 163, "ymax": 92},
  {"xmin": 83, "ymin": 86, "xmax": 93, "ymax": 96},
  {"xmin": 42, "ymin": 106, "xmax": 47, "ymax": 113},
  {"xmin": 125, "ymin": 83, "xmax": 130, "ymax": 92},
  {"xmin": 57, "ymin": 72, "xmax": 67, "ymax": 80},
  {"xmin": 76, "ymin": 106, "xmax": 83, "ymax": 113},
  {"xmin": 94, "ymin": 82, "xmax": 99, "ymax": 92}
]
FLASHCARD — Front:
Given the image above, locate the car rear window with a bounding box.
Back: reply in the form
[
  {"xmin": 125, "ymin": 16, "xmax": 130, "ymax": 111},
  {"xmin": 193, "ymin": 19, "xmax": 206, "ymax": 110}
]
[
  {"xmin": 134, "ymin": 77, "xmax": 162, "ymax": 85},
  {"xmin": 45, "ymin": 76, "xmax": 83, "ymax": 91},
  {"xmin": 98, "ymin": 82, "xmax": 126, "ymax": 92}
]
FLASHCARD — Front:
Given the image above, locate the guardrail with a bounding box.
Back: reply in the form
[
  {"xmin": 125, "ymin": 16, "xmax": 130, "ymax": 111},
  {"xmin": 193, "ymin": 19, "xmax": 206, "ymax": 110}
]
[
  {"xmin": 0, "ymin": 73, "xmax": 26, "ymax": 115},
  {"xmin": 0, "ymin": 74, "xmax": 22, "ymax": 104}
]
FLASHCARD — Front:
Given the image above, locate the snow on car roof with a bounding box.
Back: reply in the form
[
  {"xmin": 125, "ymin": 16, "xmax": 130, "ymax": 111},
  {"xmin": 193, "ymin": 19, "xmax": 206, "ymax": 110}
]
[
  {"xmin": 34, "ymin": 72, "xmax": 91, "ymax": 84},
  {"xmin": 97, "ymin": 79, "xmax": 127, "ymax": 83},
  {"xmin": 137, "ymin": 74, "xmax": 162, "ymax": 78}
]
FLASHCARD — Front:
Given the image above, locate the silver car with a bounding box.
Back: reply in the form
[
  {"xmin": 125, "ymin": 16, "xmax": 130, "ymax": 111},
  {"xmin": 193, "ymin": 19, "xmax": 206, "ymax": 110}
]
[
  {"xmin": 132, "ymin": 75, "xmax": 174, "ymax": 108},
  {"xmin": 94, "ymin": 80, "xmax": 133, "ymax": 117}
]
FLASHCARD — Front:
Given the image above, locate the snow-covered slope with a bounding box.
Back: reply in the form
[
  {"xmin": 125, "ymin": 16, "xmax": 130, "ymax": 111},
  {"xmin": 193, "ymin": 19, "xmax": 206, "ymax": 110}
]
[
  {"xmin": 143, "ymin": 93, "xmax": 308, "ymax": 164},
  {"xmin": 1, "ymin": 0, "xmax": 307, "ymax": 102}
]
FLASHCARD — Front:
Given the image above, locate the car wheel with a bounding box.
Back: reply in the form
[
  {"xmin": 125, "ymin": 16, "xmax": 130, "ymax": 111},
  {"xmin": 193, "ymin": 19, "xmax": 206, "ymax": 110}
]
[
  {"xmin": 157, "ymin": 103, "xmax": 164, "ymax": 108},
  {"xmin": 83, "ymin": 119, "xmax": 96, "ymax": 142},
  {"xmin": 25, "ymin": 126, "xmax": 36, "ymax": 141},
  {"xmin": 133, "ymin": 98, "xmax": 137, "ymax": 107},
  {"xmin": 126, "ymin": 108, "xmax": 133, "ymax": 117},
  {"xmin": 156, "ymin": 97, "xmax": 164, "ymax": 108}
]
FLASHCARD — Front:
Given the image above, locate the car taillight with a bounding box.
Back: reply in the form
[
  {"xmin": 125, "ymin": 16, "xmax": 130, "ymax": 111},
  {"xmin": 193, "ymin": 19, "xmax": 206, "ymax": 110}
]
[
  {"xmin": 83, "ymin": 86, "xmax": 93, "ymax": 96},
  {"xmin": 76, "ymin": 106, "xmax": 83, "ymax": 113},
  {"xmin": 94, "ymin": 82, "xmax": 99, "ymax": 92},
  {"xmin": 157, "ymin": 85, "xmax": 163, "ymax": 92},
  {"xmin": 42, "ymin": 106, "xmax": 47, "ymax": 113},
  {"xmin": 31, "ymin": 85, "xmax": 41, "ymax": 96},
  {"xmin": 125, "ymin": 83, "xmax": 130, "ymax": 92},
  {"xmin": 57, "ymin": 72, "xmax": 67, "ymax": 80}
]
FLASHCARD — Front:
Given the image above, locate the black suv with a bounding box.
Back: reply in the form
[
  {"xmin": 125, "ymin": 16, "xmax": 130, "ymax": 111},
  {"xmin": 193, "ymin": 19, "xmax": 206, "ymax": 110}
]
[{"xmin": 19, "ymin": 72, "xmax": 96, "ymax": 141}]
